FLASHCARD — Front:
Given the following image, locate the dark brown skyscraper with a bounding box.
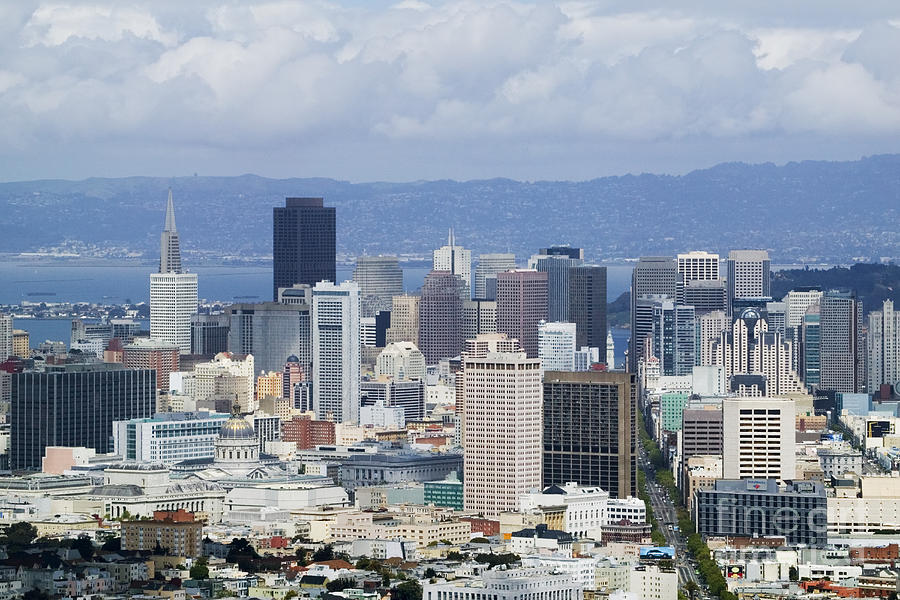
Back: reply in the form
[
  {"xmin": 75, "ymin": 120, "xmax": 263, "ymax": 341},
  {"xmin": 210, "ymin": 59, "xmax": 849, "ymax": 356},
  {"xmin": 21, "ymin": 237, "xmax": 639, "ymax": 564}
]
[
  {"xmin": 569, "ymin": 265, "xmax": 607, "ymax": 354},
  {"xmin": 496, "ymin": 269, "xmax": 548, "ymax": 358},
  {"xmin": 418, "ymin": 270, "xmax": 464, "ymax": 364},
  {"xmin": 542, "ymin": 370, "xmax": 637, "ymax": 498},
  {"xmin": 273, "ymin": 197, "xmax": 336, "ymax": 300}
]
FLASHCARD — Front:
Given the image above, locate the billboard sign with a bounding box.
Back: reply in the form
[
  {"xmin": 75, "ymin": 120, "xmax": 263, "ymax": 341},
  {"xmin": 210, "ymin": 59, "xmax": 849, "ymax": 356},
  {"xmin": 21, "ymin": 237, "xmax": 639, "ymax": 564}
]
[{"xmin": 640, "ymin": 546, "xmax": 675, "ymax": 560}]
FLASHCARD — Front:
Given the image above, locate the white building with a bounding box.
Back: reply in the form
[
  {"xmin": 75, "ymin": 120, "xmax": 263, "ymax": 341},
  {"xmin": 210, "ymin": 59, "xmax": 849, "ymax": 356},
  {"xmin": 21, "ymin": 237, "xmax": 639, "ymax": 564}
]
[
  {"xmin": 628, "ymin": 565, "xmax": 677, "ymax": 600},
  {"xmin": 722, "ymin": 397, "xmax": 796, "ymax": 481},
  {"xmin": 464, "ymin": 342, "xmax": 542, "ymax": 517},
  {"xmin": 474, "ymin": 253, "xmax": 516, "ymax": 299},
  {"xmin": 423, "ymin": 568, "xmax": 582, "ymax": 600},
  {"xmin": 868, "ymin": 299, "xmax": 900, "ymax": 392},
  {"xmin": 191, "ymin": 352, "xmax": 255, "ymax": 413},
  {"xmin": 433, "ymin": 229, "xmax": 472, "ymax": 298},
  {"xmin": 312, "ymin": 280, "xmax": 361, "ymax": 424},
  {"xmin": 521, "ymin": 556, "xmax": 595, "ymax": 590},
  {"xmin": 574, "ymin": 347, "xmax": 600, "ymax": 371},
  {"xmin": 113, "ymin": 411, "xmax": 230, "ymax": 465},
  {"xmin": 538, "ymin": 321, "xmax": 577, "ymax": 372},
  {"xmin": 784, "ymin": 288, "xmax": 824, "ymax": 330},
  {"xmin": 726, "ymin": 250, "xmax": 770, "ymax": 309},
  {"xmin": 0, "ymin": 314, "xmax": 12, "ymax": 362},
  {"xmin": 359, "ymin": 399, "xmax": 406, "ymax": 428},
  {"xmin": 359, "ymin": 317, "xmax": 376, "ymax": 348},
  {"xmin": 697, "ymin": 311, "xmax": 728, "ymax": 366},
  {"xmin": 377, "ymin": 341, "xmax": 426, "ymax": 381},
  {"xmin": 677, "ymin": 251, "xmax": 720, "ymax": 283},
  {"xmin": 519, "ymin": 483, "xmax": 609, "ymax": 540},
  {"xmin": 150, "ymin": 190, "xmax": 197, "ymax": 354}
]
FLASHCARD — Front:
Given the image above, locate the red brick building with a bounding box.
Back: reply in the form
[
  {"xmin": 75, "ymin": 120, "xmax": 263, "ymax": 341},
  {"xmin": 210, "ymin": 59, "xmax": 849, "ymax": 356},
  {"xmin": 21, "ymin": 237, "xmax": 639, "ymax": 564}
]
[{"xmin": 282, "ymin": 415, "xmax": 335, "ymax": 449}]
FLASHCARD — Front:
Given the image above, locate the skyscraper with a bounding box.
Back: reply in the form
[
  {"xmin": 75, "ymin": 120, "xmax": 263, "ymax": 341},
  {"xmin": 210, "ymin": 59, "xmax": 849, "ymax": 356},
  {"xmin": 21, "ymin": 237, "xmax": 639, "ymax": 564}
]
[
  {"xmin": 800, "ymin": 304, "xmax": 821, "ymax": 388},
  {"xmin": 528, "ymin": 248, "xmax": 583, "ymax": 322},
  {"xmin": 433, "ymin": 229, "xmax": 471, "ymax": 298},
  {"xmin": 353, "ymin": 255, "xmax": 403, "ymax": 317},
  {"xmin": 312, "ymin": 281, "xmax": 360, "ymax": 423},
  {"xmin": 652, "ymin": 300, "xmax": 696, "ymax": 376},
  {"xmin": 726, "ymin": 250, "xmax": 771, "ymax": 315},
  {"xmin": 722, "ymin": 397, "xmax": 796, "ymax": 481},
  {"xmin": 820, "ymin": 289, "xmax": 865, "ymax": 393},
  {"xmin": 868, "ymin": 300, "xmax": 900, "ymax": 392},
  {"xmin": 228, "ymin": 302, "xmax": 311, "ymax": 376},
  {"xmin": 273, "ymin": 197, "xmax": 336, "ymax": 300},
  {"xmin": 569, "ymin": 265, "xmax": 608, "ymax": 355},
  {"xmin": 462, "ymin": 299, "xmax": 497, "ymax": 340},
  {"xmin": 543, "ymin": 371, "xmax": 637, "ymax": 498},
  {"xmin": 538, "ymin": 321, "xmax": 577, "ymax": 372},
  {"xmin": 474, "ymin": 253, "xmax": 516, "ymax": 300},
  {"xmin": 150, "ymin": 190, "xmax": 198, "ymax": 354},
  {"xmin": 677, "ymin": 251, "xmax": 720, "ymax": 283},
  {"xmin": 497, "ymin": 269, "xmax": 549, "ymax": 358},
  {"xmin": 385, "ymin": 294, "xmax": 420, "ymax": 345},
  {"xmin": 464, "ymin": 341, "xmax": 542, "ymax": 517},
  {"xmin": 629, "ymin": 257, "xmax": 677, "ymax": 372},
  {"xmin": 191, "ymin": 313, "xmax": 230, "ymax": 355},
  {"xmin": 418, "ymin": 271, "xmax": 465, "ymax": 364},
  {"xmin": 0, "ymin": 314, "xmax": 11, "ymax": 363},
  {"xmin": 10, "ymin": 363, "xmax": 156, "ymax": 471}
]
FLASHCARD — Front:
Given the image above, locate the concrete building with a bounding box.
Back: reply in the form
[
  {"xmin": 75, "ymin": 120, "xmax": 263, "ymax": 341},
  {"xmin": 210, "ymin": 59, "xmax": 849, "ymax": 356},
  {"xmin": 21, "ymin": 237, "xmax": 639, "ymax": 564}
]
[
  {"xmin": 191, "ymin": 313, "xmax": 230, "ymax": 356},
  {"xmin": 630, "ymin": 257, "xmax": 678, "ymax": 372},
  {"xmin": 680, "ymin": 405, "xmax": 724, "ymax": 461},
  {"xmin": 0, "ymin": 314, "xmax": 11, "ymax": 362},
  {"xmin": 190, "ymin": 352, "xmax": 255, "ymax": 413},
  {"xmin": 569, "ymin": 265, "xmax": 608, "ymax": 354},
  {"xmin": 360, "ymin": 377, "xmax": 425, "ymax": 422},
  {"xmin": 340, "ymin": 452, "xmax": 462, "ymax": 489},
  {"xmin": 818, "ymin": 450, "xmax": 863, "ymax": 478},
  {"xmin": 12, "ymin": 329, "xmax": 29, "ymax": 359},
  {"xmin": 385, "ymin": 294, "xmax": 420, "ymax": 346},
  {"xmin": 227, "ymin": 301, "xmax": 311, "ymax": 377},
  {"xmin": 433, "ymin": 229, "xmax": 471, "ymax": 298},
  {"xmin": 281, "ymin": 415, "xmax": 336, "ymax": 449},
  {"xmin": 423, "ymin": 568, "xmax": 583, "ymax": 600},
  {"xmin": 122, "ymin": 509, "xmax": 203, "ymax": 557},
  {"xmin": 462, "ymin": 299, "xmax": 497, "ymax": 340},
  {"xmin": 312, "ymin": 281, "xmax": 361, "ymax": 423},
  {"xmin": 697, "ymin": 310, "xmax": 728, "ymax": 366},
  {"xmin": 652, "ymin": 300, "xmax": 696, "ymax": 376},
  {"xmin": 868, "ymin": 299, "xmax": 900, "ymax": 393},
  {"xmin": 678, "ymin": 251, "xmax": 720, "ymax": 283},
  {"xmin": 10, "ymin": 363, "xmax": 156, "ymax": 471},
  {"xmin": 424, "ymin": 471, "xmax": 463, "ymax": 510},
  {"xmin": 376, "ymin": 341, "xmax": 426, "ymax": 381},
  {"xmin": 353, "ymin": 255, "xmax": 403, "ymax": 317},
  {"xmin": 123, "ymin": 338, "xmax": 180, "ymax": 391},
  {"xmin": 497, "ymin": 269, "xmax": 549, "ymax": 358},
  {"xmin": 722, "ymin": 398, "xmax": 796, "ymax": 481},
  {"xmin": 726, "ymin": 250, "xmax": 771, "ymax": 315},
  {"xmin": 543, "ymin": 371, "xmax": 637, "ymax": 498},
  {"xmin": 419, "ymin": 271, "xmax": 465, "ymax": 364},
  {"xmin": 273, "ymin": 197, "xmax": 336, "ymax": 300},
  {"xmin": 113, "ymin": 411, "xmax": 230, "ymax": 465},
  {"xmin": 528, "ymin": 248, "xmax": 583, "ymax": 322},
  {"xmin": 538, "ymin": 321, "xmax": 577, "ymax": 372},
  {"xmin": 464, "ymin": 348, "xmax": 542, "ymax": 517},
  {"xmin": 694, "ymin": 479, "xmax": 827, "ymax": 546},
  {"xmin": 820, "ymin": 289, "xmax": 866, "ymax": 393},
  {"xmin": 629, "ymin": 565, "xmax": 678, "ymax": 600},
  {"xmin": 683, "ymin": 280, "xmax": 727, "ymax": 315},
  {"xmin": 474, "ymin": 253, "xmax": 516, "ymax": 300}
]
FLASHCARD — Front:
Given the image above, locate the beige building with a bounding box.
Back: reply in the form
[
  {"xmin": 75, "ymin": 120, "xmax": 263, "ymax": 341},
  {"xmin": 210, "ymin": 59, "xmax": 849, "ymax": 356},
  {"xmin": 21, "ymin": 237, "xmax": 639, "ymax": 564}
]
[
  {"xmin": 121, "ymin": 509, "xmax": 203, "ymax": 557},
  {"xmin": 376, "ymin": 341, "xmax": 426, "ymax": 381},
  {"xmin": 12, "ymin": 330, "xmax": 29, "ymax": 358},
  {"xmin": 463, "ymin": 336, "xmax": 542, "ymax": 517},
  {"xmin": 722, "ymin": 398, "xmax": 796, "ymax": 481},
  {"xmin": 329, "ymin": 508, "xmax": 470, "ymax": 548},
  {"xmin": 828, "ymin": 476, "xmax": 900, "ymax": 535},
  {"xmin": 191, "ymin": 352, "xmax": 255, "ymax": 412},
  {"xmin": 683, "ymin": 455, "xmax": 722, "ymax": 506},
  {"xmin": 386, "ymin": 295, "xmax": 420, "ymax": 345}
]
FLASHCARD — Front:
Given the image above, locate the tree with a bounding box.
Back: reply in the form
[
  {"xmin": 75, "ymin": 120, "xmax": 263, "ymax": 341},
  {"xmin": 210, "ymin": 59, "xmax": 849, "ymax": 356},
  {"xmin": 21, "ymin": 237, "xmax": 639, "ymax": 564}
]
[
  {"xmin": 424, "ymin": 568, "xmax": 437, "ymax": 579},
  {"xmin": 446, "ymin": 551, "xmax": 466, "ymax": 561},
  {"xmin": 23, "ymin": 589, "xmax": 49, "ymax": 600},
  {"xmin": 101, "ymin": 537, "xmax": 121, "ymax": 552},
  {"xmin": 285, "ymin": 592, "xmax": 298, "ymax": 600},
  {"xmin": 327, "ymin": 578, "xmax": 357, "ymax": 593},
  {"xmin": 190, "ymin": 557, "xmax": 210, "ymax": 580},
  {"xmin": 4, "ymin": 522, "xmax": 38, "ymax": 548},
  {"xmin": 312, "ymin": 544, "xmax": 336, "ymax": 562},
  {"xmin": 392, "ymin": 580, "xmax": 422, "ymax": 600},
  {"xmin": 788, "ymin": 566, "xmax": 799, "ymax": 581},
  {"xmin": 71, "ymin": 536, "xmax": 95, "ymax": 561}
]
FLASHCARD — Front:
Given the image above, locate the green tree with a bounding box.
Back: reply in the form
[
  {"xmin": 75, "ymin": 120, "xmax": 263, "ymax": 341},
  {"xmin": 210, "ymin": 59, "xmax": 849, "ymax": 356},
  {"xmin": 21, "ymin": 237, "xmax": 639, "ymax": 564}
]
[
  {"xmin": 312, "ymin": 544, "xmax": 336, "ymax": 562},
  {"xmin": 4, "ymin": 522, "xmax": 38, "ymax": 548},
  {"xmin": 789, "ymin": 566, "xmax": 799, "ymax": 581},
  {"xmin": 327, "ymin": 578, "xmax": 358, "ymax": 593},
  {"xmin": 190, "ymin": 557, "xmax": 210, "ymax": 580},
  {"xmin": 71, "ymin": 536, "xmax": 95, "ymax": 561},
  {"xmin": 23, "ymin": 589, "xmax": 49, "ymax": 600},
  {"xmin": 424, "ymin": 568, "xmax": 437, "ymax": 579},
  {"xmin": 392, "ymin": 580, "xmax": 422, "ymax": 600},
  {"xmin": 285, "ymin": 592, "xmax": 298, "ymax": 600}
]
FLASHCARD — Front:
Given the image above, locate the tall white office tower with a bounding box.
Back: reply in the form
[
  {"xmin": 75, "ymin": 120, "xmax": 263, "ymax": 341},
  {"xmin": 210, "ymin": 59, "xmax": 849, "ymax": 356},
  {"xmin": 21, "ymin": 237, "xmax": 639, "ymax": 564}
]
[
  {"xmin": 726, "ymin": 250, "xmax": 771, "ymax": 314},
  {"xmin": 150, "ymin": 190, "xmax": 198, "ymax": 354},
  {"xmin": 0, "ymin": 314, "xmax": 12, "ymax": 362},
  {"xmin": 868, "ymin": 300, "xmax": 900, "ymax": 392},
  {"xmin": 677, "ymin": 251, "xmax": 720, "ymax": 283},
  {"xmin": 538, "ymin": 321, "xmax": 577, "ymax": 372},
  {"xmin": 820, "ymin": 289, "xmax": 865, "ymax": 394},
  {"xmin": 312, "ymin": 281, "xmax": 361, "ymax": 423},
  {"xmin": 463, "ymin": 339, "xmax": 542, "ymax": 517},
  {"xmin": 433, "ymin": 229, "xmax": 472, "ymax": 298},
  {"xmin": 352, "ymin": 255, "xmax": 403, "ymax": 317},
  {"xmin": 722, "ymin": 397, "xmax": 796, "ymax": 481},
  {"xmin": 474, "ymin": 253, "xmax": 516, "ymax": 300},
  {"xmin": 606, "ymin": 330, "xmax": 616, "ymax": 369}
]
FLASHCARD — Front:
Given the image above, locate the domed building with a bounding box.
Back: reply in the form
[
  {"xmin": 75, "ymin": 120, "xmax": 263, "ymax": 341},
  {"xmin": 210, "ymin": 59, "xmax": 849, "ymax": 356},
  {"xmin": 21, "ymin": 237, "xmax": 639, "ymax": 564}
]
[{"xmin": 214, "ymin": 404, "xmax": 260, "ymax": 468}]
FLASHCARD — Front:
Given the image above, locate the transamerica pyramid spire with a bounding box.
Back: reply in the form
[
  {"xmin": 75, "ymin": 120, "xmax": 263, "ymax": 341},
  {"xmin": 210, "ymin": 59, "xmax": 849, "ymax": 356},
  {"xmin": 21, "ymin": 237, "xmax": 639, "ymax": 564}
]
[
  {"xmin": 164, "ymin": 188, "xmax": 177, "ymax": 232},
  {"xmin": 159, "ymin": 189, "xmax": 183, "ymax": 274}
]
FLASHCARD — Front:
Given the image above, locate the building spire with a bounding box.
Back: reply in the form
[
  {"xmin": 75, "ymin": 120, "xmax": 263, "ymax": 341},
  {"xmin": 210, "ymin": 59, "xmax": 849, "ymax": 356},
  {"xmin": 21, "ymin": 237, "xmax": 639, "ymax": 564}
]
[{"xmin": 164, "ymin": 188, "xmax": 177, "ymax": 232}]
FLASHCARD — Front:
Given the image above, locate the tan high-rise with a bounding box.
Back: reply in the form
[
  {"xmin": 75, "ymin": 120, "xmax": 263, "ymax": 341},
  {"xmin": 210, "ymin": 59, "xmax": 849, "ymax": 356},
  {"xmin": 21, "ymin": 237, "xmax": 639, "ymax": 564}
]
[{"xmin": 386, "ymin": 294, "xmax": 420, "ymax": 345}]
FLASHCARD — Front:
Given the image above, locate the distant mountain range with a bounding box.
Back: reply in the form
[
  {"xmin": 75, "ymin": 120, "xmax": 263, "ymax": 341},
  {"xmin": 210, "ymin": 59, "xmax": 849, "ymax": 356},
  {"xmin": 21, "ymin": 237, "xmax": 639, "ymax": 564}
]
[{"xmin": 2, "ymin": 154, "xmax": 900, "ymax": 263}]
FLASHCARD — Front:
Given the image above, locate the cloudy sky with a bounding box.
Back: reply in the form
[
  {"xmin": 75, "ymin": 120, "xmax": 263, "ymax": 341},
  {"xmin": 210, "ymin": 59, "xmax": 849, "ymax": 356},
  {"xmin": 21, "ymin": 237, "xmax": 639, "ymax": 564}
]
[{"xmin": 3, "ymin": 0, "xmax": 900, "ymax": 182}]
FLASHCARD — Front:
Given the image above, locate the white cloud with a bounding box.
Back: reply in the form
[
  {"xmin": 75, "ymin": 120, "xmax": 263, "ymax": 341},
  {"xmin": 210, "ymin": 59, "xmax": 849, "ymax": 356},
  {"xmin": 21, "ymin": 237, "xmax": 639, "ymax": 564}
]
[{"xmin": 3, "ymin": 0, "xmax": 900, "ymax": 181}]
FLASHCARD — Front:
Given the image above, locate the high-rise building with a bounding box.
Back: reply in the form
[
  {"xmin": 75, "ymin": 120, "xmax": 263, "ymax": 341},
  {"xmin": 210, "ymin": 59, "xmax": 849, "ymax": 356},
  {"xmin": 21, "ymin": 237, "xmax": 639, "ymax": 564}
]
[
  {"xmin": 528, "ymin": 249, "xmax": 583, "ymax": 322},
  {"xmin": 820, "ymin": 289, "xmax": 865, "ymax": 393},
  {"xmin": 10, "ymin": 363, "xmax": 156, "ymax": 471},
  {"xmin": 543, "ymin": 371, "xmax": 637, "ymax": 498},
  {"xmin": 312, "ymin": 281, "xmax": 360, "ymax": 423},
  {"xmin": 273, "ymin": 197, "xmax": 336, "ymax": 300},
  {"xmin": 722, "ymin": 397, "xmax": 796, "ymax": 481},
  {"xmin": 353, "ymin": 255, "xmax": 403, "ymax": 317},
  {"xmin": 474, "ymin": 253, "xmax": 516, "ymax": 300},
  {"xmin": 12, "ymin": 330, "xmax": 29, "ymax": 359},
  {"xmin": 868, "ymin": 300, "xmax": 900, "ymax": 392},
  {"xmin": 192, "ymin": 352, "xmax": 255, "ymax": 412},
  {"xmin": 228, "ymin": 302, "xmax": 311, "ymax": 376},
  {"xmin": 464, "ymin": 346, "xmax": 542, "ymax": 517},
  {"xmin": 652, "ymin": 300, "xmax": 696, "ymax": 376},
  {"xmin": 538, "ymin": 321, "xmax": 577, "ymax": 372},
  {"xmin": 190, "ymin": 313, "xmax": 229, "ymax": 356},
  {"xmin": 282, "ymin": 355, "xmax": 305, "ymax": 402},
  {"xmin": 0, "ymin": 314, "xmax": 11, "ymax": 363},
  {"xmin": 385, "ymin": 295, "xmax": 420, "ymax": 345},
  {"xmin": 418, "ymin": 271, "xmax": 465, "ymax": 364},
  {"xmin": 569, "ymin": 265, "xmax": 608, "ymax": 356},
  {"xmin": 606, "ymin": 331, "xmax": 616, "ymax": 369},
  {"xmin": 697, "ymin": 310, "xmax": 728, "ymax": 366},
  {"xmin": 433, "ymin": 229, "xmax": 471, "ymax": 298},
  {"xmin": 359, "ymin": 317, "xmax": 377, "ymax": 348},
  {"xmin": 150, "ymin": 191, "xmax": 198, "ymax": 354},
  {"xmin": 680, "ymin": 404, "xmax": 724, "ymax": 461},
  {"xmin": 800, "ymin": 304, "xmax": 821, "ymax": 388},
  {"xmin": 462, "ymin": 299, "xmax": 497, "ymax": 340},
  {"xmin": 677, "ymin": 251, "xmax": 720, "ymax": 283},
  {"xmin": 497, "ymin": 269, "xmax": 548, "ymax": 359},
  {"xmin": 123, "ymin": 338, "xmax": 180, "ymax": 391},
  {"xmin": 726, "ymin": 250, "xmax": 771, "ymax": 315},
  {"xmin": 360, "ymin": 377, "xmax": 425, "ymax": 423},
  {"xmin": 784, "ymin": 288, "xmax": 824, "ymax": 331},
  {"xmin": 376, "ymin": 341, "xmax": 426, "ymax": 381},
  {"xmin": 630, "ymin": 257, "xmax": 677, "ymax": 372},
  {"xmin": 682, "ymin": 280, "xmax": 727, "ymax": 315}
]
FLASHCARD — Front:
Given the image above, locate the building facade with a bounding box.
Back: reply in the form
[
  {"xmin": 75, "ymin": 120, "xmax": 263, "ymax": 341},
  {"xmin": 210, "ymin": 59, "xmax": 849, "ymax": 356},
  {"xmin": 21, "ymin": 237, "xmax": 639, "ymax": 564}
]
[
  {"xmin": 272, "ymin": 197, "xmax": 336, "ymax": 300},
  {"xmin": 569, "ymin": 265, "xmax": 608, "ymax": 354},
  {"xmin": 353, "ymin": 255, "xmax": 403, "ymax": 317},
  {"xmin": 432, "ymin": 229, "xmax": 471, "ymax": 298},
  {"xmin": 418, "ymin": 271, "xmax": 464, "ymax": 364},
  {"xmin": 820, "ymin": 289, "xmax": 865, "ymax": 393},
  {"xmin": 474, "ymin": 253, "xmax": 516, "ymax": 300},
  {"xmin": 312, "ymin": 281, "xmax": 361, "ymax": 423},
  {"xmin": 722, "ymin": 398, "xmax": 796, "ymax": 481},
  {"xmin": 497, "ymin": 269, "xmax": 549, "ymax": 359},
  {"xmin": 538, "ymin": 321, "xmax": 577, "ymax": 372}
]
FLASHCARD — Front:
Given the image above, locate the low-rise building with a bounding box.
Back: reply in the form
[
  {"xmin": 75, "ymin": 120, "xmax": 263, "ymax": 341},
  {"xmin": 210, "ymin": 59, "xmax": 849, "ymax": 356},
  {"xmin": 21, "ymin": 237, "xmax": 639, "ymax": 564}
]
[
  {"xmin": 423, "ymin": 567, "xmax": 582, "ymax": 600},
  {"xmin": 121, "ymin": 509, "xmax": 203, "ymax": 557}
]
